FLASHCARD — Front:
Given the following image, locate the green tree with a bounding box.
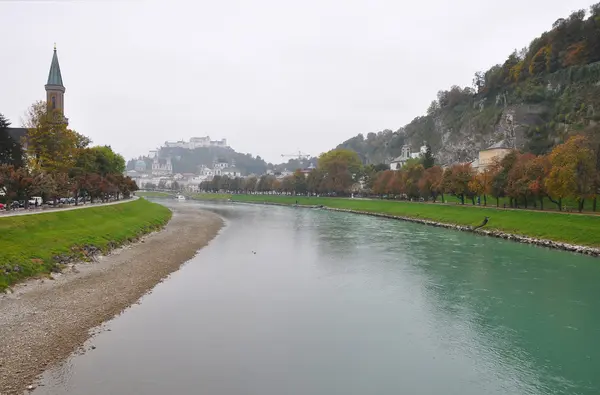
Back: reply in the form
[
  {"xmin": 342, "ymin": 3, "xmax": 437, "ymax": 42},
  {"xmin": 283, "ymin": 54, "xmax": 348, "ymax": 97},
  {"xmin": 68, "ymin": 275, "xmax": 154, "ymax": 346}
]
[
  {"xmin": 0, "ymin": 113, "xmax": 24, "ymax": 168},
  {"xmin": 292, "ymin": 170, "xmax": 307, "ymax": 195},
  {"xmin": 422, "ymin": 145, "xmax": 435, "ymax": 169}
]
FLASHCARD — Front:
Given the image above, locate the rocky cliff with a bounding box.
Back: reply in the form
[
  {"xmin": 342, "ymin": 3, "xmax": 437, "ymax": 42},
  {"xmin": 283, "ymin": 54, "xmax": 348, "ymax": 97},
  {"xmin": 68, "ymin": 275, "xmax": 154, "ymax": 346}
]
[{"xmin": 338, "ymin": 61, "xmax": 600, "ymax": 166}]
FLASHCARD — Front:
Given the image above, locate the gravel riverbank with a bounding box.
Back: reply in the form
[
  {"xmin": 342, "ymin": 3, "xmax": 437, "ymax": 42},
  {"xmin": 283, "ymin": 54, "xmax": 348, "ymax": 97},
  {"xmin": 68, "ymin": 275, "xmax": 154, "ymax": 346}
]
[{"xmin": 0, "ymin": 205, "xmax": 223, "ymax": 394}]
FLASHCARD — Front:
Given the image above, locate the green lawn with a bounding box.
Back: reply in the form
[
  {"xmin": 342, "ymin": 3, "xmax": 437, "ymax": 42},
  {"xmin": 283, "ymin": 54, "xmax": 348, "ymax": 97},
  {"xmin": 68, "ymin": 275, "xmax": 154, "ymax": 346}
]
[
  {"xmin": 232, "ymin": 195, "xmax": 600, "ymax": 248},
  {"xmin": 0, "ymin": 199, "xmax": 172, "ymax": 291},
  {"xmin": 443, "ymin": 194, "xmax": 598, "ymax": 212},
  {"xmin": 136, "ymin": 191, "xmax": 174, "ymax": 198},
  {"xmin": 186, "ymin": 193, "xmax": 232, "ymax": 201}
]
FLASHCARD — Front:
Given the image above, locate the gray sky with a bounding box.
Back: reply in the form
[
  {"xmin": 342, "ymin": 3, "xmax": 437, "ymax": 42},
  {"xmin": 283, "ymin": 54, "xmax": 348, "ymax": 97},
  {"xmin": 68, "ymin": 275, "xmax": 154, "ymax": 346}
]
[{"xmin": 0, "ymin": 0, "xmax": 594, "ymax": 163}]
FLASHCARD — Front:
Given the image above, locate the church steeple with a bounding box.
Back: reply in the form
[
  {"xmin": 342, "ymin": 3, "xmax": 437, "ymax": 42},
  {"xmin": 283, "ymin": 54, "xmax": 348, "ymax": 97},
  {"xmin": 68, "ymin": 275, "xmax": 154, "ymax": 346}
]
[
  {"xmin": 45, "ymin": 44, "xmax": 66, "ymax": 122},
  {"xmin": 46, "ymin": 44, "xmax": 64, "ymax": 87}
]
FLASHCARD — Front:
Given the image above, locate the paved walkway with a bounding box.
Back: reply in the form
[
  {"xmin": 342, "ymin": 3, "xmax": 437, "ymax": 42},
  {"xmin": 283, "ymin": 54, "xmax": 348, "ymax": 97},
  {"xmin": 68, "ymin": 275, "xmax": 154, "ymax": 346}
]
[{"xmin": 0, "ymin": 197, "xmax": 138, "ymax": 218}]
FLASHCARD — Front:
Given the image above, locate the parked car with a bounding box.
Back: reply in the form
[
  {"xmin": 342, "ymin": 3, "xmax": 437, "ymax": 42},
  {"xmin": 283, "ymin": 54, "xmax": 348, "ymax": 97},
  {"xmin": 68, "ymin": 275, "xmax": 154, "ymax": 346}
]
[
  {"xmin": 28, "ymin": 196, "xmax": 43, "ymax": 206},
  {"xmin": 0, "ymin": 203, "xmax": 5, "ymax": 210},
  {"xmin": 10, "ymin": 201, "xmax": 21, "ymax": 210}
]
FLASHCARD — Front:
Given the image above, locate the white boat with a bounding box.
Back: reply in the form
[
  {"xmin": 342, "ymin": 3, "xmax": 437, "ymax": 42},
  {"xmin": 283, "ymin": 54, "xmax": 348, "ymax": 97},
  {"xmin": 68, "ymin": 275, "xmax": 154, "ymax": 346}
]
[{"xmin": 176, "ymin": 194, "xmax": 186, "ymax": 201}]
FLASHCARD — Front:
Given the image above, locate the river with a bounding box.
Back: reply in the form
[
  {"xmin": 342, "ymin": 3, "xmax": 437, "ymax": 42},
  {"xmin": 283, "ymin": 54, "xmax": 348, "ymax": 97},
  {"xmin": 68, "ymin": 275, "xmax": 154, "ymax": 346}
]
[{"xmin": 34, "ymin": 201, "xmax": 600, "ymax": 395}]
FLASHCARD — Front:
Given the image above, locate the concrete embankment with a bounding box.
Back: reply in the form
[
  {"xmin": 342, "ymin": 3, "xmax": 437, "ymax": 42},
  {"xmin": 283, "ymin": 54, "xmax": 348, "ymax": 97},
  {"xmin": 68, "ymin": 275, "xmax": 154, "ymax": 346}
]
[
  {"xmin": 239, "ymin": 201, "xmax": 600, "ymax": 257},
  {"xmin": 0, "ymin": 205, "xmax": 223, "ymax": 394}
]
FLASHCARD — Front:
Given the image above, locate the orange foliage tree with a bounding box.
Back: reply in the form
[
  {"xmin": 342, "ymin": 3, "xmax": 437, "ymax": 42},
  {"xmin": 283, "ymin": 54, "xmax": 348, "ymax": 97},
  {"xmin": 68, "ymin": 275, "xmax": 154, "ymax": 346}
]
[{"xmin": 443, "ymin": 163, "xmax": 475, "ymax": 205}]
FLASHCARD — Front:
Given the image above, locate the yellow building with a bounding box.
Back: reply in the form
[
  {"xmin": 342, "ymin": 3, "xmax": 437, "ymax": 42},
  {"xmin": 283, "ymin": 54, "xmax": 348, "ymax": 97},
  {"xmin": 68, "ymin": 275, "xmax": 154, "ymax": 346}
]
[{"xmin": 477, "ymin": 140, "xmax": 512, "ymax": 172}]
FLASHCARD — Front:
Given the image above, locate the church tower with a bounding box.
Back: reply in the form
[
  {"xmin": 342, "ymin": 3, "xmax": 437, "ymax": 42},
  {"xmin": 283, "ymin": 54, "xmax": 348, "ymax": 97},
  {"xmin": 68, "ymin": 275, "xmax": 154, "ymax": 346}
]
[{"xmin": 45, "ymin": 44, "xmax": 68, "ymax": 124}]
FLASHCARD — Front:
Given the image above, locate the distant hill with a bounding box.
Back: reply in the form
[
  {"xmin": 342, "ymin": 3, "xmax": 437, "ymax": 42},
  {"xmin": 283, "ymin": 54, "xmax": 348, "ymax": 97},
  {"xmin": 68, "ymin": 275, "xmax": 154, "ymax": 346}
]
[{"xmin": 127, "ymin": 146, "xmax": 269, "ymax": 175}]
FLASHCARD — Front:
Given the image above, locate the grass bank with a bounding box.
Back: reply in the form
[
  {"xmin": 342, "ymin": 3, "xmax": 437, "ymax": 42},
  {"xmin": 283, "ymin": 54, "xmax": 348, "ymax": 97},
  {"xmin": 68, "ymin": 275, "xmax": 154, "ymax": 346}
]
[
  {"xmin": 232, "ymin": 195, "xmax": 600, "ymax": 248},
  {"xmin": 136, "ymin": 191, "xmax": 174, "ymax": 198},
  {"xmin": 0, "ymin": 198, "xmax": 172, "ymax": 291},
  {"xmin": 187, "ymin": 193, "xmax": 232, "ymax": 201}
]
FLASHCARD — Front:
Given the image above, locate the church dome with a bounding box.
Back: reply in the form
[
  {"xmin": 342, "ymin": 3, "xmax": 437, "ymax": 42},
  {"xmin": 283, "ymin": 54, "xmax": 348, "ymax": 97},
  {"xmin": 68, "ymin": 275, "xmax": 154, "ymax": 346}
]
[{"xmin": 135, "ymin": 160, "xmax": 147, "ymax": 172}]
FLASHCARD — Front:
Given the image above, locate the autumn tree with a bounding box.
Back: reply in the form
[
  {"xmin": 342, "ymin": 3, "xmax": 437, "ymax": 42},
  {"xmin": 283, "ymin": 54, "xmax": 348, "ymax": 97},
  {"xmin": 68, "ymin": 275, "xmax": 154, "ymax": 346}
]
[
  {"xmin": 318, "ymin": 149, "xmax": 362, "ymax": 195},
  {"xmin": 443, "ymin": 163, "xmax": 475, "ymax": 204},
  {"xmin": 306, "ymin": 168, "xmax": 325, "ymax": 195},
  {"xmin": 506, "ymin": 153, "xmax": 536, "ymax": 208},
  {"xmin": 373, "ymin": 170, "xmax": 394, "ymax": 196},
  {"xmin": 468, "ymin": 168, "xmax": 495, "ymax": 206},
  {"xmin": 0, "ymin": 165, "xmax": 51, "ymax": 207},
  {"xmin": 490, "ymin": 151, "xmax": 518, "ymax": 207},
  {"xmin": 418, "ymin": 165, "xmax": 444, "ymax": 202},
  {"xmin": 24, "ymin": 101, "xmax": 90, "ymax": 173},
  {"xmin": 404, "ymin": 163, "xmax": 424, "ymax": 199},
  {"xmin": 525, "ymin": 155, "xmax": 551, "ymax": 210},
  {"xmin": 387, "ymin": 170, "xmax": 405, "ymax": 196},
  {"xmin": 244, "ymin": 176, "xmax": 257, "ymax": 193},
  {"xmin": 546, "ymin": 135, "xmax": 596, "ymax": 212},
  {"xmin": 281, "ymin": 176, "xmax": 294, "ymax": 193}
]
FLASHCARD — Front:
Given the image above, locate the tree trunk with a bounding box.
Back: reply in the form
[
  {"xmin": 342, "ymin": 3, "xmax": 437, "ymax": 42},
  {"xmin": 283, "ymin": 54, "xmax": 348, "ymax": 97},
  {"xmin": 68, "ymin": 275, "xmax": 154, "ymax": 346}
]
[
  {"xmin": 496, "ymin": 197, "xmax": 499, "ymax": 207},
  {"xmin": 593, "ymin": 197, "xmax": 597, "ymax": 212},
  {"xmin": 540, "ymin": 197, "xmax": 544, "ymax": 210},
  {"xmin": 579, "ymin": 199, "xmax": 585, "ymax": 213},
  {"xmin": 548, "ymin": 196, "xmax": 560, "ymax": 210},
  {"xmin": 460, "ymin": 194, "xmax": 464, "ymax": 205},
  {"xmin": 524, "ymin": 196, "xmax": 528, "ymax": 209},
  {"xmin": 483, "ymin": 195, "xmax": 487, "ymax": 206}
]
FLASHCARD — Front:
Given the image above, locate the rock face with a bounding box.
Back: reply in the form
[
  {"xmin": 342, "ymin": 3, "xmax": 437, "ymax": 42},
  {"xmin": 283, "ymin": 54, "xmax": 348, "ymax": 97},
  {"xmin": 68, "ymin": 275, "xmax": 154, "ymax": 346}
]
[{"xmin": 432, "ymin": 103, "xmax": 549, "ymax": 166}]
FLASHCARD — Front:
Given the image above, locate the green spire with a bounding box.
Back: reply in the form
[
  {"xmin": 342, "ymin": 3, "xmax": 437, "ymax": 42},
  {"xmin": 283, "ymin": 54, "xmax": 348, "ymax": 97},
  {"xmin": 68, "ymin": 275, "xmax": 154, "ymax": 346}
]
[{"xmin": 46, "ymin": 44, "xmax": 64, "ymax": 87}]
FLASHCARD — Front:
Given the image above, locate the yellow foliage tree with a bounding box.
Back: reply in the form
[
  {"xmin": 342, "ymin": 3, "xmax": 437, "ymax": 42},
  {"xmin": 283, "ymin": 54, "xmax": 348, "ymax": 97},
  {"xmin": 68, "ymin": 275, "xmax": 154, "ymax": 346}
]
[
  {"xmin": 24, "ymin": 101, "xmax": 90, "ymax": 174},
  {"xmin": 545, "ymin": 135, "xmax": 596, "ymax": 212}
]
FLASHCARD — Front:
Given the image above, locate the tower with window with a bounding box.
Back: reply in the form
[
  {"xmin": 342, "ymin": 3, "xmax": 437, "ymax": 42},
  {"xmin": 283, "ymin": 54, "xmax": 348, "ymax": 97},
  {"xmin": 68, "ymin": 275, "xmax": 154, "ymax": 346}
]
[{"xmin": 45, "ymin": 44, "xmax": 68, "ymax": 125}]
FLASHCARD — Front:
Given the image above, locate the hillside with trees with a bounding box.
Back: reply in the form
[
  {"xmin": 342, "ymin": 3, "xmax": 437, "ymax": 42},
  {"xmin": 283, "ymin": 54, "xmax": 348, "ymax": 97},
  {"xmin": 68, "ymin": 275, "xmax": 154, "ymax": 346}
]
[{"xmin": 338, "ymin": 4, "xmax": 600, "ymax": 165}]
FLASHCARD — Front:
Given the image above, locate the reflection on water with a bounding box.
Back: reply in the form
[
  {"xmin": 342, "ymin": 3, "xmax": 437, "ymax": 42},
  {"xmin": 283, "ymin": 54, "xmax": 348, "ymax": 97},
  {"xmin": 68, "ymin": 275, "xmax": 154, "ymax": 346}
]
[{"xmin": 34, "ymin": 201, "xmax": 600, "ymax": 395}]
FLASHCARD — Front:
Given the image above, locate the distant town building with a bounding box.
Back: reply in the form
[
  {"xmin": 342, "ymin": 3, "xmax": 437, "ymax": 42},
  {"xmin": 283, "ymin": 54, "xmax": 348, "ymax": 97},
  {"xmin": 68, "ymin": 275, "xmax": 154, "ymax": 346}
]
[
  {"xmin": 152, "ymin": 156, "xmax": 173, "ymax": 176},
  {"xmin": 164, "ymin": 136, "xmax": 228, "ymax": 149}
]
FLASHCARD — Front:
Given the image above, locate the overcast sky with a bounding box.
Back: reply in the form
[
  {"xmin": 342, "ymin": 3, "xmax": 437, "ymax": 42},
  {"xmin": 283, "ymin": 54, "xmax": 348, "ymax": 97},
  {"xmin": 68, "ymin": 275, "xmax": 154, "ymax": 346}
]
[{"xmin": 0, "ymin": 0, "xmax": 594, "ymax": 163}]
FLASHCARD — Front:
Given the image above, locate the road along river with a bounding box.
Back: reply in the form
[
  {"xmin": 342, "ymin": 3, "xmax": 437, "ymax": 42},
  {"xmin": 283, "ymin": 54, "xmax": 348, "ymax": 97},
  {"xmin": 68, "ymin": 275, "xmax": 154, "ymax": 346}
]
[{"xmin": 34, "ymin": 200, "xmax": 600, "ymax": 395}]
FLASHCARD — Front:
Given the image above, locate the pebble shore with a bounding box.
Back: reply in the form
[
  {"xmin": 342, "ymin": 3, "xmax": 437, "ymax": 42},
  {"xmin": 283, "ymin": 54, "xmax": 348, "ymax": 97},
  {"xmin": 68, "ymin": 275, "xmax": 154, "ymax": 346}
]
[{"xmin": 0, "ymin": 205, "xmax": 223, "ymax": 395}]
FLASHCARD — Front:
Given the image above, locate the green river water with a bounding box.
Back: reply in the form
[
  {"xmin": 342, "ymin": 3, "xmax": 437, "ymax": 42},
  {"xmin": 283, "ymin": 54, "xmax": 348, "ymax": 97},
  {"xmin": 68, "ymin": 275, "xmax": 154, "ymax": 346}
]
[{"xmin": 34, "ymin": 201, "xmax": 600, "ymax": 395}]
